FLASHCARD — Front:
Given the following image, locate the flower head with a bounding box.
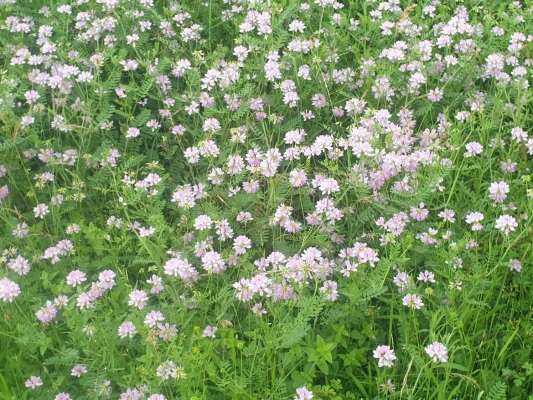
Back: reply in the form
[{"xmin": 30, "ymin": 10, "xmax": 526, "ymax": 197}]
[
  {"xmin": 294, "ymin": 387, "xmax": 313, "ymax": 400},
  {"xmin": 118, "ymin": 321, "xmax": 137, "ymax": 339},
  {"xmin": 495, "ymin": 214, "xmax": 518, "ymax": 235},
  {"xmin": 509, "ymin": 259, "xmax": 522, "ymax": 272},
  {"xmin": 36, "ymin": 301, "xmax": 57, "ymax": 323},
  {"xmin": 33, "ymin": 203, "xmax": 50, "ymax": 219},
  {"xmin": 25, "ymin": 376, "xmax": 43, "ymax": 389},
  {"xmin": 202, "ymin": 325, "xmax": 218, "ymax": 338},
  {"xmin": 0, "ymin": 278, "xmax": 21, "ymax": 302},
  {"xmin": 319, "ymin": 280, "xmax": 338, "ymax": 301},
  {"xmin": 425, "ymin": 342, "xmax": 448, "ymax": 362},
  {"xmin": 373, "ymin": 345, "xmax": 396, "ymax": 367},
  {"xmin": 71, "ymin": 364, "xmax": 87, "ymax": 377},
  {"xmin": 464, "ymin": 141, "xmax": 483, "ymax": 157},
  {"xmin": 144, "ymin": 310, "xmax": 165, "ymax": 327},
  {"xmin": 126, "ymin": 127, "xmax": 140, "ymax": 138},
  {"xmin": 402, "ymin": 293, "xmax": 424, "ymax": 309},
  {"xmin": 66, "ymin": 270, "xmax": 87, "ymax": 287},
  {"xmin": 128, "ymin": 290, "xmax": 149, "ymax": 309},
  {"xmin": 488, "ymin": 181, "xmax": 510, "ymax": 204},
  {"xmin": 158, "ymin": 323, "xmax": 178, "ymax": 341},
  {"xmin": 7, "ymin": 255, "xmax": 31, "ymax": 276},
  {"xmin": 380, "ymin": 379, "xmax": 396, "ymax": 393}
]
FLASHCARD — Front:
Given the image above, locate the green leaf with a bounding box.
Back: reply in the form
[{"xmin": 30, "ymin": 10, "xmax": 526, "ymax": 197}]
[
  {"xmin": 133, "ymin": 108, "xmax": 152, "ymax": 128},
  {"xmin": 316, "ymin": 334, "xmax": 337, "ymax": 364},
  {"xmin": 442, "ymin": 362, "xmax": 469, "ymax": 372},
  {"xmin": 340, "ymin": 348, "xmax": 365, "ymax": 368},
  {"xmin": 317, "ymin": 361, "xmax": 329, "ymax": 375},
  {"xmin": 43, "ymin": 348, "xmax": 80, "ymax": 366}
]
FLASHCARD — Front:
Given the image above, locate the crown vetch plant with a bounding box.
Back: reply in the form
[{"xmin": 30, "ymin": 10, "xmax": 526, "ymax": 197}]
[{"xmin": 0, "ymin": 0, "xmax": 532, "ymax": 398}]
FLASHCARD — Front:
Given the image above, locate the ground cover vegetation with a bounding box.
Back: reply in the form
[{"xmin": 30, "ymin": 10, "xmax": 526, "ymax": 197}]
[{"xmin": 0, "ymin": 0, "xmax": 532, "ymax": 398}]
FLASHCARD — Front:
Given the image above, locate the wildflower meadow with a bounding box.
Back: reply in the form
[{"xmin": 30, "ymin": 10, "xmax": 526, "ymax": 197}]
[{"xmin": 0, "ymin": 0, "xmax": 532, "ymax": 398}]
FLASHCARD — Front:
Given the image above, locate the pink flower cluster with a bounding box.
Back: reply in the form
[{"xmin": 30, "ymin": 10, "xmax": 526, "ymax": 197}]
[{"xmin": 76, "ymin": 270, "xmax": 116, "ymax": 309}]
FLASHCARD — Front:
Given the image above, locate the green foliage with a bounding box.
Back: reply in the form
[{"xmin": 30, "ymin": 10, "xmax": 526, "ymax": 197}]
[
  {"xmin": 43, "ymin": 349, "xmax": 80, "ymax": 367},
  {"xmin": 486, "ymin": 381, "xmax": 507, "ymax": 400}
]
